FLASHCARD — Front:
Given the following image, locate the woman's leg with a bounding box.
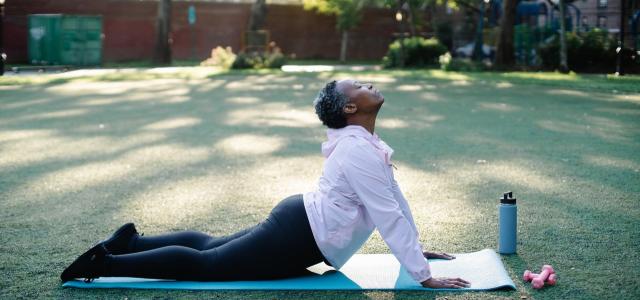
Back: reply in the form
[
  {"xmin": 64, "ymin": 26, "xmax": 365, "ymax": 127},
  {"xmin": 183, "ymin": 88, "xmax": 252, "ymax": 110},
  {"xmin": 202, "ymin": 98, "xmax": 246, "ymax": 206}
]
[
  {"xmin": 103, "ymin": 195, "xmax": 325, "ymax": 281},
  {"xmin": 130, "ymin": 226, "xmax": 256, "ymax": 253}
]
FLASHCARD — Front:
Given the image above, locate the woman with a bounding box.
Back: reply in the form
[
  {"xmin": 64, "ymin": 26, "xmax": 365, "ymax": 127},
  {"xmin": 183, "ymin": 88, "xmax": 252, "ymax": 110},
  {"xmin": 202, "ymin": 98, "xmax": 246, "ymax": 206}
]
[{"xmin": 61, "ymin": 79, "xmax": 470, "ymax": 289}]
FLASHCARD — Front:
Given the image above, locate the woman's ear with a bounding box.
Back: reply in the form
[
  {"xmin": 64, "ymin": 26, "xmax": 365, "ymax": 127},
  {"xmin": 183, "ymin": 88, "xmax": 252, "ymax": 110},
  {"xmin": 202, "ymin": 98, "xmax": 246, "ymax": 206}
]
[{"xmin": 343, "ymin": 103, "xmax": 357, "ymax": 114}]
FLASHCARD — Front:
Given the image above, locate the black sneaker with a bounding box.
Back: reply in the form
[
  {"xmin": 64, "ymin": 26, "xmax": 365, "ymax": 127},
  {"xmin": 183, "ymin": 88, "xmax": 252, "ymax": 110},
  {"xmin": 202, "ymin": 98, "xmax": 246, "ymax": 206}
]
[
  {"xmin": 102, "ymin": 223, "xmax": 139, "ymax": 255},
  {"xmin": 60, "ymin": 243, "xmax": 108, "ymax": 283}
]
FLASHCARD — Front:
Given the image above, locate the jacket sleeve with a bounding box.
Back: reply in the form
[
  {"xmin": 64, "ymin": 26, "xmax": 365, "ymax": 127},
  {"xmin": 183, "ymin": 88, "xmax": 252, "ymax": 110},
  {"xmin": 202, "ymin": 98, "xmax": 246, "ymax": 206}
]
[{"xmin": 340, "ymin": 144, "xmax": 431, "ymax": 283}]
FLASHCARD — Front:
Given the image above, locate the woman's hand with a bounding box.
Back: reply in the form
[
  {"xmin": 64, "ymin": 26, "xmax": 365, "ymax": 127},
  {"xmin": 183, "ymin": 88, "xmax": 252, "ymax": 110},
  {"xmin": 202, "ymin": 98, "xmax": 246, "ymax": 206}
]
[
  {"xmin": 423, "ymin": 251, "xmax": 456, "ymax": 260},
  {"xmin": 421, "ymin": 277, "xmax": 471, "ymax": 289}
]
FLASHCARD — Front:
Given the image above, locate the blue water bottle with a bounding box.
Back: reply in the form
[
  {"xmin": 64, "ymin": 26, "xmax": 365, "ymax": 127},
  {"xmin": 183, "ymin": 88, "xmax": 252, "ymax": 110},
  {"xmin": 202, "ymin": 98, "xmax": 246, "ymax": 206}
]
[{"xmin": 498, "ymin": 191, "xmax": 517, "ymax": 254}]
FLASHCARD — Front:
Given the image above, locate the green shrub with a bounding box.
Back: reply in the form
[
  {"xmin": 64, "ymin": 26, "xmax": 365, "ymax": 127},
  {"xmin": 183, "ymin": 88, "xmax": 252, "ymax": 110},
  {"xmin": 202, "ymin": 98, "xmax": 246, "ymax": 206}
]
[
  {"xmin": 200, "ymin": 46, "xmax": 237, "ymax": 69},
  {"xmin": 383, "ymin": 37, "xmax": 448, "ymax": 68},
  {"xmin": 231, "ymin": 46, "xmax": 286, "ymax": 70},
  {"xmin": 537, "ymin": 28, "xmax": 618, "ymax": 72},
  {"xmin": 201, "ymin": 44, "xmax": 286, "ymax": 70},
  {"xmin": 439, "ymin": 52, "xmax": 490, "ymax": 72}
]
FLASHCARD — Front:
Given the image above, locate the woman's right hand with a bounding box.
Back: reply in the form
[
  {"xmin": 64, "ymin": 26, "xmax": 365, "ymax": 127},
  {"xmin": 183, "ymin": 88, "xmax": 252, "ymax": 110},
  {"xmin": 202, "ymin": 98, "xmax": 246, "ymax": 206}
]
[{"xmin": 421, "ymin": 277, "xmax": 471, "ymax": 289}]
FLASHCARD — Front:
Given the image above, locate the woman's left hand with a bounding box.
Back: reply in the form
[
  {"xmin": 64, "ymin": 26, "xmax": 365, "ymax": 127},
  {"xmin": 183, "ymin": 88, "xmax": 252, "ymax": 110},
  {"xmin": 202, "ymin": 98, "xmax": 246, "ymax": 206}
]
[{"xmin": 423, "ymin": 251, "xmax": 456, "ymax": 260}]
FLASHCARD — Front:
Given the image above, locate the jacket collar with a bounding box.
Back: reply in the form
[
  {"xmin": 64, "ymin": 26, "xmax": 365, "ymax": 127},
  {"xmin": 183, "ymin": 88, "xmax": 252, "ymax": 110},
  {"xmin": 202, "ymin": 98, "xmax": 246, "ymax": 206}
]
[{"xmin": 322, "ymin": 125, "xmax": 394, "ymax": 165}]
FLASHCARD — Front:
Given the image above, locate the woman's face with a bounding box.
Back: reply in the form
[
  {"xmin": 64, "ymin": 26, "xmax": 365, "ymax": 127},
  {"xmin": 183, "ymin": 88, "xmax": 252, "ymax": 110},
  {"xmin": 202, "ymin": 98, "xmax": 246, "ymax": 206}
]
[{"xmin": 336, "ymin": 79, "xmax": 384, "ymax": 114}]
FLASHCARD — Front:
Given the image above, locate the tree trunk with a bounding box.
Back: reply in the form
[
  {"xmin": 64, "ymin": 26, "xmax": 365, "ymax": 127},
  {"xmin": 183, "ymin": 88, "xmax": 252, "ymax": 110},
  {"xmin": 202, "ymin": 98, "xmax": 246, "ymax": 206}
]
[
  {"xmin": 340, "ymin": 30, "xmax": 348, "ymax": 63},
  {"xmin": 472, "ymin": 0, "xmax": 486, "ymax": 61},
  {"xmin": 407, "ymin": 5, "xmax": 416, "ymax": 37},
  {"xmin": 558, "ymin": 0, "xmax": 569, "ymax": 73},
  {"xmin": 248, "ymin": 0, "xmax": 268, "ymax": 31},
  {"xmin": 496, "ymin": 0, "xmax": 517, "ymax": 68},
  {"xmin": 153, "ymin": 0, "xmax": 172, "ymax": 65},
  {"xmin": 615, "ymin": 0, "xmax": 626, "ymax": 75},
  {"xmin": 0, "ymin": 2, "xmax": 5, "ymax": 76}
]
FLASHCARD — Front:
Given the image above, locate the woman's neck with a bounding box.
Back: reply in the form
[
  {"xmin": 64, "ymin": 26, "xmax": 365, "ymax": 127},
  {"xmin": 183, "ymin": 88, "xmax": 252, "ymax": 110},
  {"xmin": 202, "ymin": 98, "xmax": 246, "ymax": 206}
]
[{"xmin": 347, "ymin": 116, "xmax": 376, "ymax": 135}]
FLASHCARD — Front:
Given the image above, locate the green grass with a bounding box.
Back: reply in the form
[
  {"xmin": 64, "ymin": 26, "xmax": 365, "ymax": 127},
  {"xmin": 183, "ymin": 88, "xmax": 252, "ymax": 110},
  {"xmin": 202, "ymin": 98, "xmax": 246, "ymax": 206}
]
[{"xmin": 0, "ymin": 69, "xmax": 638, "ymax": 299}]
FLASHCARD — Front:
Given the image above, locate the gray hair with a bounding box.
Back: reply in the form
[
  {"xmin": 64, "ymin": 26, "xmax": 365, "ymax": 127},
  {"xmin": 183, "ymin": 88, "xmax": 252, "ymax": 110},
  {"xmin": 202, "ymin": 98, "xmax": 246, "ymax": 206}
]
[{"xmin": 313, "ymin": 80, "xmax": 348, "ymax": 129}]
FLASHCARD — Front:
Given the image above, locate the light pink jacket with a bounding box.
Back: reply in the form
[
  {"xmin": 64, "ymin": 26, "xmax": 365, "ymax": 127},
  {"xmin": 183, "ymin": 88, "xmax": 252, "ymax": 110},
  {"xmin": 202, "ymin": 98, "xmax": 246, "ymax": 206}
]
[{"xmin": 303, "ymin": 125, "xmax": 431, "ymax": 283}]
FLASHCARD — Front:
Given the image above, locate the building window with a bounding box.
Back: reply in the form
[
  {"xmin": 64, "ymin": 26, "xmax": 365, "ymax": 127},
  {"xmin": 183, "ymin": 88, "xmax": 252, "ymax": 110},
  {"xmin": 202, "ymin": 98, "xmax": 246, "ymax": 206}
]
[
  {"xmin": 597, "ymin": 16, "xmax": 607, "ymax": 28},
  {"xmin": 598, "ymin": 0, "xmax": 607, "ymax": 8}
]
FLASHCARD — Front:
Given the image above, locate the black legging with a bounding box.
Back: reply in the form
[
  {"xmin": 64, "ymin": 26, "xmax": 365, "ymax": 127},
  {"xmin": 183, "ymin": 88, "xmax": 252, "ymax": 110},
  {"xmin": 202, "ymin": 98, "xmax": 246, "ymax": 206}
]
[{"xmin": 104, "ymin": 194, "xmax": 327, "ymax": 281}]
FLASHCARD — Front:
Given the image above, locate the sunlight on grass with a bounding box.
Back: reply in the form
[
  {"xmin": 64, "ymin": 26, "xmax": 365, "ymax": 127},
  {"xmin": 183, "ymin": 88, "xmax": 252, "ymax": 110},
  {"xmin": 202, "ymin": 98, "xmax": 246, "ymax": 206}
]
[
  {"xmin": 318, "ymin": 72, "xmax": 398, "ymax": 84},
  {"xmin": 582, "ymin": 155, "xmax": 640, "ymax": 171},
  {"xmin": 537, "ymin": 119, "xmax": 588, "ymax": 134},
  {"xmin": 143, "ymin": 117, "xmax": 202, "ymax": 131},
  {"xmin": 392, "ymin": 162, "xmax": 479, "ymax": 226},
  {"xmin": 225, "ymin": 96, "xmax": 262, "ymax": 104},
  {"xmin": 612, "ymin": 93, "xmax": 640, "ymax": 104},
  {"xmin": 396, "ymin": 84, "xmax": 423, "ymax": 91},
  {"xmin": 426, "ymin": 70, "xmax": 471, "ymax": 81},
  {"xmin": 0, "ymin": 67, "xmax": 224, "ymax": 86},
  {"xmin": 377, "ymin": 118, "xmax": 409, "ymax": 129},
  {"xmin": 477, "ymin": 102, "xmax": 521, "ymax": 112},
  {"xmin": 120, "ymin": 155, "xmax": 322, "ymax": 228},
  {"xmin": 1, "ymin": 97, "xmax": 51, "ymax": 109},
  {"xmin": 224, "ymin": 102, "xmax": 320, "ymax": 128},
  {"xmin": 546, "ymin": 89, "xmax": 590, "ymax": 97},
  {"xmin": 45, "ymin": 79, "xmax": 186, "ymax": 95},
  {"xmin": 499, "ymin": 71, "xmax": 580, "ymax": 81},
  {"xmin": 538, "ymin": 115, "xmax": 635, "ymax": 143},
  {"xmin": 214, "ymin": 134, "xmax": 287, "ymax": 155},
  {"xmin": 594, "ymin": 107, "xmax": 640, "ymax": 115},
  {"xmin": 7, "ymin": 108, "xmax": 89, "ymax": 122},
  {"xmin": 23, "ymin": 144, "xmax": 210, "ymax": 197},
  {"xmin": 419, "ymin": 92, "xmax": 442, "ymax": 102},
  {"xmin": 495, "ymin": 81, "xmax": 514, "ymax": 89}
]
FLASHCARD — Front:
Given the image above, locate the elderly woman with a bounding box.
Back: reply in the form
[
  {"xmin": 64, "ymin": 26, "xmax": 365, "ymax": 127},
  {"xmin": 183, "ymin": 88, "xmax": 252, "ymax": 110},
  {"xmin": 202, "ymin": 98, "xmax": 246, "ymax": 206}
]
[{"xmin": 61, "ymin": 79, "xmax": 470, "ymax": 289}]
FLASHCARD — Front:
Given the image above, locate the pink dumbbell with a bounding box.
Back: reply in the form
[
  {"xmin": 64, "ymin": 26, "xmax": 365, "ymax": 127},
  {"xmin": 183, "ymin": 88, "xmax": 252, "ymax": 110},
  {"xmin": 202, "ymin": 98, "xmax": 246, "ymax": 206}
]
[
  {"xmin": 523, "ymin": 270, "xmax": 539, "ymax": 282},
  {"xmin": 531, "ymin": 265, "xmax": 555, "ymax": 289}
]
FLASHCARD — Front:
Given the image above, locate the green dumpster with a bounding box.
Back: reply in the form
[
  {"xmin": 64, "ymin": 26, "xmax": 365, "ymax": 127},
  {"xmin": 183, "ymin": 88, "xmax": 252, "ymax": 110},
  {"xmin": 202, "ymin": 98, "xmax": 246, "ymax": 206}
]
[{"xmin": 28, "ymin": 14, "xmax": 103, "ymax": 66}]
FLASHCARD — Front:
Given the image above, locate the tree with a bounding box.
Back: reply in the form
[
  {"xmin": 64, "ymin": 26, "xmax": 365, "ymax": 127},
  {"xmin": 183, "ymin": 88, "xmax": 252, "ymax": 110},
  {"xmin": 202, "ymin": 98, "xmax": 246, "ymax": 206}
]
[
  {"xmin": 545, "ymin": 0, "xmax": 585, "ymax": 72},
  {"xmin": 248, "ymin": 0, "xmax": 268, "ymax": 31},
  {"xmin": 153, "ymin": 0, "xmax": 172, "ymax": 65},
  {"xmin": 304, "ymin": 0, "xmax": 371, "ymax": 62},
  {"xmin": 557, "ymin": 0, "xmax": 568, "ymax": 72},
  {"xmin": 386, "ymin": 0, "xmax": 430, "ymax": 37},
  {"xmin": 495, "ymin": 0, "xmax": 517, "ymax": 67}
]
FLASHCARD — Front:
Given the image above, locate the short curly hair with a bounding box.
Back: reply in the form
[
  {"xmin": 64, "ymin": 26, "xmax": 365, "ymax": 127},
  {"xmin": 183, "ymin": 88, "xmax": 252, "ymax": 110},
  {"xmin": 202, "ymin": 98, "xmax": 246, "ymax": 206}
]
[{"xmin": 313, "ymin": 80, "xmax": 349, "ymax": 129}]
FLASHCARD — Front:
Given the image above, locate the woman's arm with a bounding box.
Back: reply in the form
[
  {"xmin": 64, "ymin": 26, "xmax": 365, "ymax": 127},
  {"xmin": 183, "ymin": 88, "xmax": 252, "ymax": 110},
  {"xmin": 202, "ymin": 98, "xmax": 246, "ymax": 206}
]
[{"xmin": 340, "ymin": 144, "xmax": 431, "ymax": 283}]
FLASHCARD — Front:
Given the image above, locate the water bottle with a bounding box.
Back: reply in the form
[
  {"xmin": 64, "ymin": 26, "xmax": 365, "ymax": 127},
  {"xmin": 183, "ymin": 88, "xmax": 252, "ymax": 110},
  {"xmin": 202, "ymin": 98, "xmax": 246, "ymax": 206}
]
[{"xmin": 498, "ymin": 191, "xmax": 517, "ymax": 254}]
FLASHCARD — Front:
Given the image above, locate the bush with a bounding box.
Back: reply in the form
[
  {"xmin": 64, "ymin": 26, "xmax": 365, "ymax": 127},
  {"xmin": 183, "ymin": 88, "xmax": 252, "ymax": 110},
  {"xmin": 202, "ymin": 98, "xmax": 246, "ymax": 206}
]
[
  {"xmin": 231, "ymin": 43, "xmax": 286, "ymax": 70},
  {"xmin": 383, "ymin": 37, "xmax": 448, "ymax": 68},
  {"xmin": 439, "ymin": 52, "xmax": 490, "ymax": 72},
  {"xmin": 200, "ymin": 46, "xmax": 237, "ymax": 69},
  {"xmin": 537, "ymin": 28, "xmax": 618, "ymax": 72},
  {"xmin": 201, "ymin": 43, "xmax": 286, "ymax": 70}
]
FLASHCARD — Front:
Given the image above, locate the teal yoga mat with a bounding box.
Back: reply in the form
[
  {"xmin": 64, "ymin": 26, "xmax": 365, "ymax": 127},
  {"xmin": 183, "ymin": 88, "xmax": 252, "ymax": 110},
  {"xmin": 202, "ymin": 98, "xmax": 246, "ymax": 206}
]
[{"xmin": 62, "ymin": 248, "xmax": 516, "ymax": 291}]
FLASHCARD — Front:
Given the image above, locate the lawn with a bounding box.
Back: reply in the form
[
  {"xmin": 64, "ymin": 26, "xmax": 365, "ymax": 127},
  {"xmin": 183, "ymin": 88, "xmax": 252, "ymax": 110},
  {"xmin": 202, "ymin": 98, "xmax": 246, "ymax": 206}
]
[{"xmin": 0, "ymin": 69, "xmax": 638, "ymax": 299}]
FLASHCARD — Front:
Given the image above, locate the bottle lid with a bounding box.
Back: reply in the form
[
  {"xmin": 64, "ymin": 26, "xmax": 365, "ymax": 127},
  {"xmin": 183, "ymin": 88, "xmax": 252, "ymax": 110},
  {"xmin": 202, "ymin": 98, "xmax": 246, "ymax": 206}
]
[{"xmin": 500, "ymin": 191, "xmax": 516, "ymax": 204}]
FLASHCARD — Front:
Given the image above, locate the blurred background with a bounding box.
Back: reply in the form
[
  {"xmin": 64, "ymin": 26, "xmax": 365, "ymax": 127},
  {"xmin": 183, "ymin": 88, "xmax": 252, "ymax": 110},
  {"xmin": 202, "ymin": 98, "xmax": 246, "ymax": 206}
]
[{"xmin": 1, "ymin": 0, "xmax": 639, "ymax": 74}]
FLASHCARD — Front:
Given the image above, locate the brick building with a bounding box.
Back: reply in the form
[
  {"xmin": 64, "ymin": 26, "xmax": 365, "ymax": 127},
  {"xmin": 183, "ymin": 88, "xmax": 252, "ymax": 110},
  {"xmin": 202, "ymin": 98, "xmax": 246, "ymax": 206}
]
[{"xmin": 3, "ymin": 0, "xmax": 402, "ymax": 64}]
